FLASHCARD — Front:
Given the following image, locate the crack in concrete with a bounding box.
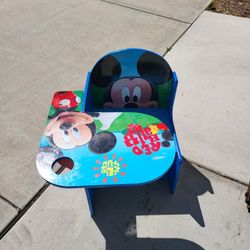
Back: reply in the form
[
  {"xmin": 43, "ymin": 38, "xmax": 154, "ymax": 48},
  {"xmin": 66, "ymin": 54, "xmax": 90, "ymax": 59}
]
[
  {"xmin": 184, "ymin": 157, "xmax": 248, "ymax": 186},
  {"xmin": 162, "ymin": 6, "xmax": 210, "ymax": 57},
  {"xmin": 0, "ymin": 183, "xmax": 49, "ymax": 240},
  {"xmin": 101, "ymin": 0, "xmax": 191, "ymax": 25},
  {"xmin": 0, "ymin": 194, "xmax": 20, "ymax": 212}
]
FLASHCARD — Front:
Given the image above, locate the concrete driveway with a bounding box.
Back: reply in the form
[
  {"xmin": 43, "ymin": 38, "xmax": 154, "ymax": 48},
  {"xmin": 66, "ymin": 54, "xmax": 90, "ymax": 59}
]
[{"xmin": 0, "ymin": 1, "xmax": 249, "ymax": 249}]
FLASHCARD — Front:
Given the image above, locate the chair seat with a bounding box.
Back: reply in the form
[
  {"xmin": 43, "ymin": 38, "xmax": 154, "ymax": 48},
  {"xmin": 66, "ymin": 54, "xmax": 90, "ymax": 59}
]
[{"xmin": 36, "ymin": 111, "xmax": 177, "ymax": 188}]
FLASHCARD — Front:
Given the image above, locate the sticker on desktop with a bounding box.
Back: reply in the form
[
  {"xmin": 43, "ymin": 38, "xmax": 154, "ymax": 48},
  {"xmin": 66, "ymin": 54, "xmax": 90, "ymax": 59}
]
[
  {"xmin": 124, "ymin": 123, "xmax": 172, "ymax": 155},
  {"xmin": 93, "ymin": 154, "xmax": 127, "ymax": 183}
]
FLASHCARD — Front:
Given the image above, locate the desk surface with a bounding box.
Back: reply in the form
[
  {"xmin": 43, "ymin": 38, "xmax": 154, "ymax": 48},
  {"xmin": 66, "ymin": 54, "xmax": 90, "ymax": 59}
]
[
  {"xmin": 36, "ymin": 91, "xmax": 176, "ymax": 188},
  {"xmin": 36, "ymin": 111, "xmax": 176, "ymax": 188}
]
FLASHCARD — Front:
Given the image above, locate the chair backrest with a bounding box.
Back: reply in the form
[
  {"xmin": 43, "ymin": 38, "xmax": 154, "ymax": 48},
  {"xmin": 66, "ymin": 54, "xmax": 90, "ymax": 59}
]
[{"xmin": 88, "ymin": 48, "xmax": 175, "ymax": 111}]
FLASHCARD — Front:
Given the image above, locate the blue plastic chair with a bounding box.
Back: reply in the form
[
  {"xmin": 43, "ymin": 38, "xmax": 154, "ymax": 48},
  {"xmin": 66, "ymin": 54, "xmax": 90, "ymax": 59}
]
[{"xmin": 36, "ymin": 48, "xmax": 182, "ymax": 216}]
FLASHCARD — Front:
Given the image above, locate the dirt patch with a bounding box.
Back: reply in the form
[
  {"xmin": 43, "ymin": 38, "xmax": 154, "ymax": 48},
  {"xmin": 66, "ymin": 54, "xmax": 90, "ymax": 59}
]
[{"xmin": 207, "ymin": 0, "xmax": 250, "ymax": 18}]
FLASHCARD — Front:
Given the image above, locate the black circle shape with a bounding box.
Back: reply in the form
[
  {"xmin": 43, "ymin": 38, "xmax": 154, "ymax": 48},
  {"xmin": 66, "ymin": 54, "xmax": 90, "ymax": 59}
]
[
  {"xmin": 137, "ymin": 52, "xmax": 172, "ymax": 85},
  {"xmin": 162, "ymin": 140, "xmax": 170, "ymax": 147},
  {"xmin": 88, "ymin": 131, "xmax": 117, "ymax": 154},
  {"xmin": 162, "ymin": 130, "xmax": 173, "ymax": 140},
  {"xmin": 90, "ymin": 55, "xmax": 121, "ymax": 87}
]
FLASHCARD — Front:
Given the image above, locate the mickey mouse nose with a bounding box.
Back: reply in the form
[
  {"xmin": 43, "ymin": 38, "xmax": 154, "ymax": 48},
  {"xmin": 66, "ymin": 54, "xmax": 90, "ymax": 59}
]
[
  {"xmin": 124, "ymin": 103, "xmax": 138, "ymax": 108},
  {"xmin": 60, "ymin": 122, "xmax": 72, "ymax": 130}
]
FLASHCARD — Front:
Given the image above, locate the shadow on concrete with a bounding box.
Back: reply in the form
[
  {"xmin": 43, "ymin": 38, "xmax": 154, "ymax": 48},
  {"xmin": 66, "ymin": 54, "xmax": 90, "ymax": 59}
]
[{"xmin": 93, "ymin": 160, "xmax": 213, "ymax": 250}]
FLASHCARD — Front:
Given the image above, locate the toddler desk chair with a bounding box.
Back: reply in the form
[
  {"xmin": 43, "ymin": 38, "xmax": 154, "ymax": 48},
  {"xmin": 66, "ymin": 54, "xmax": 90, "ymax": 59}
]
[{"xmin": 36, "ymin": 48, "xmax": 182, "ymax": 215}]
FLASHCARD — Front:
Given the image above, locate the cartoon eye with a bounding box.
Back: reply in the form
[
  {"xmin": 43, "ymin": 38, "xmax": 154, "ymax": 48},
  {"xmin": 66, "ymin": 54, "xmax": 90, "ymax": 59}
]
[
  {"xmin": 75, "ymin": 96, "xmax": 81, "ymax": 104},
  {"xmin": 72, "ymin": 127, "xmax": 80, "ymax": 140},
  {"xmin": 122, "ymin": 87, "xmax": 130, "ymax": 103},
  {"xmin": 132, "ymin": 86, "xmax": 141, "ymax": 102},
  {"xmin": 59, "ymin": 99, "xmax": 70, "ymax": 107},
  {"xmin": 63, "ymin": 130, "xmax": 71, "ymax": 144}
]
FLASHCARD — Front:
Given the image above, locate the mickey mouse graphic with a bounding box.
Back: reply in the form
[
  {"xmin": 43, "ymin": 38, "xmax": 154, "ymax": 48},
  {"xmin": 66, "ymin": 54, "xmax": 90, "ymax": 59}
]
[
  {"xmin": 45, "ymin": 112, "xmax": 117, "ymax": 153},
  {"xmin": 45, "ymin": 112, "xmax": 94, "ymax": 150},
  {"xmin": 90, "ymin": 50, "xmax": 173, "ymax": 109}
]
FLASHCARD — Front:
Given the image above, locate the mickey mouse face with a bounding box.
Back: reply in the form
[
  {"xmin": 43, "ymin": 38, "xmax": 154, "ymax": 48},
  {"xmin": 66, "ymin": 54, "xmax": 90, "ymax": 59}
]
[
  {"xmin": 45, "ymin": 112, "xmax": 94, "ymax": 149},
  {"xmin": 45, "ymin": 112, "xmax": 117, "ymax": 153},
  {"xmin": 90, "ymin": 49, "xmax": 173, "ymax": 109},
  {"xmin": 104, "ymin": 78, "xmax": 157, "ymax": 108}
]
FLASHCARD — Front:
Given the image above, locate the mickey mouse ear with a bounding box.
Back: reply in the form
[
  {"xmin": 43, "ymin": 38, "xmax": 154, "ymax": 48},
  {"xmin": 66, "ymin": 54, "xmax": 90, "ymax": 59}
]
[
  {"xmin": 137, "ymin": 52, "xmax": 172, "ymax": 85},
  {"xmin": 90, "ymin": 55, "xmax": 121, "ymax": 87}
]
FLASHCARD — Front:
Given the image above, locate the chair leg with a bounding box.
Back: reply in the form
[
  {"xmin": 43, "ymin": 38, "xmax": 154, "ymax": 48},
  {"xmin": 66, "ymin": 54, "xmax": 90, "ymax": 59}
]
[
  {"xmin": 167, "ymin": 156, "xmax": 182, "ymax": 193},
  {"xmin": 85, "ymin": 188, "xmax": 95, "ymax": 216}
]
